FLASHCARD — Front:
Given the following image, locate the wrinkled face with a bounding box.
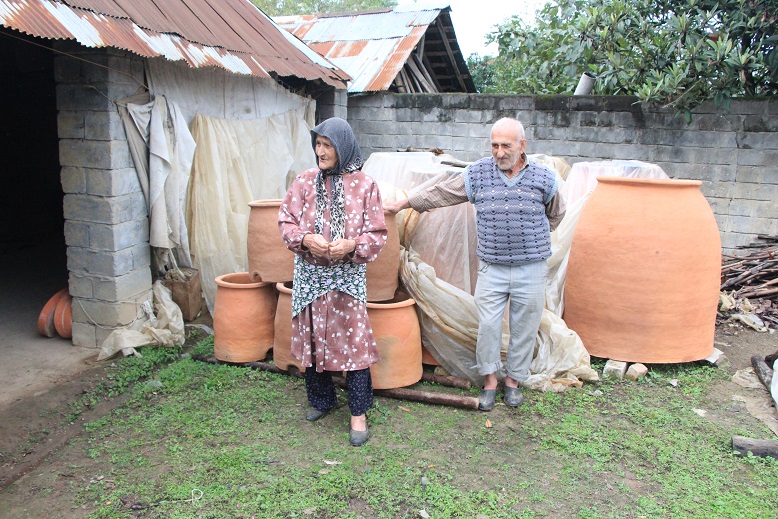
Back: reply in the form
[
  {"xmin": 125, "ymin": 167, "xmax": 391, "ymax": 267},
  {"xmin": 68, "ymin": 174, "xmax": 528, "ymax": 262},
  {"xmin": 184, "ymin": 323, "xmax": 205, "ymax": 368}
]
[
  {"xmin": 315, "ymin": 135, "xmax": 338, "ymax": 171},
  {"xmin": 491, "ymin": 124, "xmax": 526, "ymax": 172}
]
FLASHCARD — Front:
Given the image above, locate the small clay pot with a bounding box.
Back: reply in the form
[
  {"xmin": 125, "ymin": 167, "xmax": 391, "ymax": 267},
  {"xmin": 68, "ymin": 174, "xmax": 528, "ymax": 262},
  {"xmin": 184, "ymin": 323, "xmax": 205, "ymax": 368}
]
[
  {"xmin": 248, "ymin": 199, "xmax": 295, "ymax": 283},
  {"xmin": 421, "ymin": 345, "xmax": 439, "ymax": 366},
  {"xmin": 272, "ymin": 282, "xmax": 305, "ymax": 372},
  {"xmin": 213, "ymin": 273, "xmax": 276, "ymax": 363},
  {"xmin": 564, "ymin": 178, "xmax": 721, "ymax": 363},
  {"xmin": 366, "ymin": 211, "xmax": 400, "ymax": 302},
  {"xmin": 53, "ymin": 292, "xmax": 73, "ymax": 339},
  {"xmin": 367, "ymin": 291, "xmax": 423, "ymax": 389}
]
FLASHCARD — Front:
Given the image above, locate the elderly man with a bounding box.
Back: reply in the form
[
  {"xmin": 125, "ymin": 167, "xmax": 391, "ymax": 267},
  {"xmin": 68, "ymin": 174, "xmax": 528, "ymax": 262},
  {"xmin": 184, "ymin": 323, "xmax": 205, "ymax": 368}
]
[{"xmin": 384, "ymin": 118, "xmax": 565, "ymax": 411}]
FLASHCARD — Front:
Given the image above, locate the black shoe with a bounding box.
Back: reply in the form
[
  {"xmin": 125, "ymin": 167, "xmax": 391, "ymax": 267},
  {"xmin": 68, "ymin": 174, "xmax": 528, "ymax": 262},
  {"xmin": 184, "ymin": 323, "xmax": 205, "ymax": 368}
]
[
  {"xmin": 305, "ymin": 406, "xmax": 331, "ymax": 421},
  {"xmin": 478, "ymin": 389, "xmax": 496, "ymax": 411},
  {"xmin": 349, "ymin": 426, "xmax": 370, "ymax": 446},
  {"xmin": 503, "ymin": 386, "xmax": 524, "ymax": 407}
]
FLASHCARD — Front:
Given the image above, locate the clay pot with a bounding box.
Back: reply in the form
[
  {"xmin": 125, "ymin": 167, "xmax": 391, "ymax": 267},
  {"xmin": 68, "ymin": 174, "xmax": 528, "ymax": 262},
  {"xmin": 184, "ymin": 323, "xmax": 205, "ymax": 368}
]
[
  {"xmin": 367, "ymin": 291, "xmax": 423, "ymax": 389},
  {"xmin": 213, "ymin": 273, "xmax": 276, "ymax": 363},
  {"xmin": 272, "ymin": 282, "xmax": 305, "ymax": 372},
  {"xmin": 248, "ymin": 200, "xmax": 294, "ymax": 283},
  {"xmin": 366, "ymin": 211, "xmax": 400, "ymax": 302},
  {"xmin": 53, "ymin": 292, "xmax": 73, "ymax": 339},
  {"xmin": 563, "ymin": 178, "xmax": 721, "ymax": 363},
  {"xmin": 421, "ymin": 345, "xmax": 440, "ymax": 366},
  {"xmin": 38, "ymin": 288, "xmax": 69, "ymax": 338}
]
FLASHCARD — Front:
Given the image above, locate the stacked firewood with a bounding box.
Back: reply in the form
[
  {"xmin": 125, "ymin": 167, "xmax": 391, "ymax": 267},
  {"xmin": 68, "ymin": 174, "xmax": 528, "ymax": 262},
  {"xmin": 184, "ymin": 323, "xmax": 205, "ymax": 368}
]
[{"xmin": 719, "ymin": 235, "xmax": 778, "ymax": 329}]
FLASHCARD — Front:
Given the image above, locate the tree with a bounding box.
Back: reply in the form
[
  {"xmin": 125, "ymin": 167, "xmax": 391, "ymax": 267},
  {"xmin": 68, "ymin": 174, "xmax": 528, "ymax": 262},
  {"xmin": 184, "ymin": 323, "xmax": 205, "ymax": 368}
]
[
  {"xmin": 487, "ymin": 0, "xmax": 778, "ymax": 115},
  {"xmin": 252, "ymin": 0, "xmax": 396, "ymax": 17}
]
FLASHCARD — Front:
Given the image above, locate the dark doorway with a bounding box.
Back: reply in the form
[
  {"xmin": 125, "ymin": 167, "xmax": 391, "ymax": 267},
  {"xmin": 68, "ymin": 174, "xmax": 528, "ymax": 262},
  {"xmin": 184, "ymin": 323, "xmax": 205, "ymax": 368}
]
[{"xmin": 0, "ymin": 28, "xmax": 68, "ymax": 340}]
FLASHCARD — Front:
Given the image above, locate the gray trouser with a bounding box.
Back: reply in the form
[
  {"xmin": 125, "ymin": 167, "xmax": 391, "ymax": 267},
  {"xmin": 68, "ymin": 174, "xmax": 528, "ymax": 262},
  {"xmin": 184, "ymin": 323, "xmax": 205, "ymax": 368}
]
[{"xmin": 473, "ymin": 259, "xmax": 547, "ymax": 382}]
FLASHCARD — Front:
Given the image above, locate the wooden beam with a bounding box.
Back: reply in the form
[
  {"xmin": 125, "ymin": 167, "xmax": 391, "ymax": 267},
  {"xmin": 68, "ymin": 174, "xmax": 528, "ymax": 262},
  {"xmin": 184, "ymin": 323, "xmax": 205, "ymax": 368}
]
[
  {"xmin": 412, "ymin": 53, "xmax": 440, "ymax": 93},
  {"xmin": 406, "ymin": 56, "xmax": 437, "ymax": 93},
  {"xmin": 434, "ymin": 18, "xmax": 467, "ymax": 91}
]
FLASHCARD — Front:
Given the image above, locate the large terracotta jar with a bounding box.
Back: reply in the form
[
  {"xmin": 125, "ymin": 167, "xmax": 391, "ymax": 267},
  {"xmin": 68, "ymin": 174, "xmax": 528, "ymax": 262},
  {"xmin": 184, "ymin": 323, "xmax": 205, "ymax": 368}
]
[
  {"xmin": 248, "ymin": 199, "xmax": 294, "ymax": 283},
  {"xmin": 563, "ymin": 178, "xmax": 721, "ymax": 363},
  {"xmin": 366, "ymin": 211, "xmax": 401, "ymax": 302},
  {"xmin": 367, "ymin": 291, "xmax": 423, "ymax": 389},
  {"xmin": 272, "ymin": 282, "xmax": 305, "ymax": 372},
  {"xmin": 213, "ymin": 273, "xmax": 276, "ymax": 363}
]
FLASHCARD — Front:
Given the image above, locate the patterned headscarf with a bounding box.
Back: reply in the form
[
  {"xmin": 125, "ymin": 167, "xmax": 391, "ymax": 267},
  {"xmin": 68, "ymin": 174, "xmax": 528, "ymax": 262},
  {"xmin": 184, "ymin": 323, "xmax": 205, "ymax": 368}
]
[{"xmin": 311, "ymin": 117, "xmax": 364, "ymax": 241}]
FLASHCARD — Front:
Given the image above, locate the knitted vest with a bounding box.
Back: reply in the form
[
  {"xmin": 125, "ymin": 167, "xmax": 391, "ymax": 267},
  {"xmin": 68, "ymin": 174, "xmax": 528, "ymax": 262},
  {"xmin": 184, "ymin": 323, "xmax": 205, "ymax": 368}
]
[{"xmin": 464, "ymin": 157, "xmax": 557, "ymax": 265}]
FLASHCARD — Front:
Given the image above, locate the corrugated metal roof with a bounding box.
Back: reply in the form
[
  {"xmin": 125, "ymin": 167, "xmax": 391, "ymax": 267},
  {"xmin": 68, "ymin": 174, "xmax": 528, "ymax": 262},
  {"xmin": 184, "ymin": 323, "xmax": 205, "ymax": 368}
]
[
  {"xmin": 275, "ymin": 6, "xmax": 454, "ymax": 93},
  {"xmin": 0, "ymin": 0, "xmax": 350, "ymax": 87}
]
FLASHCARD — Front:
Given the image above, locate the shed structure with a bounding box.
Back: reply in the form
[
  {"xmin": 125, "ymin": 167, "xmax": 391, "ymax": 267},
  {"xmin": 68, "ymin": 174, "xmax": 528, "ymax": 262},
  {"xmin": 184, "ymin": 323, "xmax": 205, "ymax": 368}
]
[
  {"xmin": 275, "ymin": 4, "xmax": 476, "ymax": 94},
  {"xmin": 0, "ymin": 0, "xmax": 349, "ymax": 350}
]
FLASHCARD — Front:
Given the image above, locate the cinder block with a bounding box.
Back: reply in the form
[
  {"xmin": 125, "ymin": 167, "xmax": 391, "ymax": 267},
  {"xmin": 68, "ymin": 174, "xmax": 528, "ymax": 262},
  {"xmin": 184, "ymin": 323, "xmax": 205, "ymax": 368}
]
[
  {"xmin": 738, "ymin": 132, "xmax": 778, "ymax": 151},
  {"xmin": 71, "ymin": 293, "xmax": 149, "ymax": 327},
  {"xmin": 64, "ymin": 220, "xmax": 90, "ymax": 248},
  {"xmin": 93, "ymin": 268, "xmax": 152, "ymax": 301},
  {"xmin": 602, "ymin": 360, "xmax": 628, "ymax": 381},
  {"xmin": 90, "ymin": 218, "xmax": 149, "ymax": 251},
  {"xmin": 612, "ymin": 144, "xmax": 650, "ymax": 160},
  {"xmin": 63, "ymin": 192, "xmax": 147, "ymax": 225},
  {"xmin": 733, "ymin": 182, "xmax": 774, "ymax": 201},
  {"xmin": 728, "ymin": 199, "xmax": 773, "ymax": 218},
  {"xmin": 454, "ymin": 110, "xmax": 481, "ymax": 124},
  {"xmin": 68, "ymin": 272, "xmax": 94, "ymax": 298},
  {"xmin": 56, "ymin": 83, "xmax": 114, "ymax": 112},
  {"xmin": 728, "ymin": 99, "xmax": 768, "ymax": 115},
  {"xmin": 649, "ymin": 145, "xmax": 687, "ymax": 163},
  {"xmin": 535, "ymin": 126, "xmax": 569, "ymax": 141},
  {"xmin": 59, "ymin": 139, "xmax": 133, "ymax": 170},
  {"xmin": 131, "ymin": 242, "xmax": 151, "ymax": 270},
  {"xmin": 85, "ymin": 168, "xmax": 143, "ymax": 197},
  {"xmin": 85, "ymin": 110, "xmax": 127, "ymax": 141},
  {"xmin": 60, "ymin": 167, "xmax": 87, "ymax": 194},
  {"xmin": 737, "ymin": 149, "xmax": 778, "ymax": 167},
  {"xmin": 67, "ymin": 246, "xmax": 135, "ymax": 277},
  {"xmin": 57, "ymin": 111, "xmax": 86, "ymax": 139},
  {"xmin": 70, "ymin": 321, "xmax": 97, "ymax": 348}
]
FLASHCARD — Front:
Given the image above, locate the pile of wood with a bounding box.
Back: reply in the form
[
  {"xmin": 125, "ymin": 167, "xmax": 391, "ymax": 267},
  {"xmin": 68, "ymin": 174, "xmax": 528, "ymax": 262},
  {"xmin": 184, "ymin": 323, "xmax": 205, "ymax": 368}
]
[{"xmin": 719, "ymin": 235, "xmax": 778, "ymax": 328}]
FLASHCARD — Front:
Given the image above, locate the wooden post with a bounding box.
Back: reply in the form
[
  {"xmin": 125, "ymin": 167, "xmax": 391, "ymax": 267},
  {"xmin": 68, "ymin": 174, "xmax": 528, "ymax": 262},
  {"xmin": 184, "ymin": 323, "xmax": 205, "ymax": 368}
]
[{"xmin": 732, "ymin": 435, "xmax": 778, "ymax": 459}]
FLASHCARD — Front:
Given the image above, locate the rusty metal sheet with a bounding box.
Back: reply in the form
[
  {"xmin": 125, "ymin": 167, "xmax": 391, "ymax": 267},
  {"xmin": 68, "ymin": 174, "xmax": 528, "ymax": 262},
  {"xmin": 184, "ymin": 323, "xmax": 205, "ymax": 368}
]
[
  {"xmin": 275, "ymin": 9, "xmax": 441, "ymax": 93},
  {"xmin": 0, "ymin": 0, "xmax": 349, "ymax": 86}
]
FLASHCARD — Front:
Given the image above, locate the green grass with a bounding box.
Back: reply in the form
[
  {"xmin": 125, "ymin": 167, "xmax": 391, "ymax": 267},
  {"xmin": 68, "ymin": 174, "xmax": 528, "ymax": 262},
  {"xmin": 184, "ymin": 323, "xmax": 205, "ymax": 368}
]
[{"xmin": 31, "ymin": 337, "xmax": 778, "ymax": 518}]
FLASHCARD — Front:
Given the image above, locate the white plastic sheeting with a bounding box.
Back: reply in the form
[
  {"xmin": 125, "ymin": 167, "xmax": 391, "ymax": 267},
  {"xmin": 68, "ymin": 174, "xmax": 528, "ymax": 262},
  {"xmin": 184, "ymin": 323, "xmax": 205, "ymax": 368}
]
[
  {"xmin": 187, "ymin": 105, "xmax": 316, "ymax": 314},
  {"xmin": 118, "ymin": 93, "xmax": 197, "ymax": 276}
]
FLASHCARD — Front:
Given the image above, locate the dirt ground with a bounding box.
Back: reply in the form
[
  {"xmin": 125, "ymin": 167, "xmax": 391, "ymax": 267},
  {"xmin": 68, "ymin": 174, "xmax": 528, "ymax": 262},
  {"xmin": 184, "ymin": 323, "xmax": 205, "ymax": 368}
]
[{"xmin": 0, "ymin": 323, "xmax": 776, "ymax": 516}]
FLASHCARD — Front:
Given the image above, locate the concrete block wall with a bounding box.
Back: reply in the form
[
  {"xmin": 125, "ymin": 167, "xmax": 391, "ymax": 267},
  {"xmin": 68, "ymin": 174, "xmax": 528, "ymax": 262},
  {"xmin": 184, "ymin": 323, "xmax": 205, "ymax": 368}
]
[
  {"xmin": 54, "ymin": 44, "xmax": 151, "ymax": 348},
  {"xmin": 316, "ymin": 88, "xmax": 348, "ymax": 122},
  {"xmin": 349, "ymin": 93, "xmax": 778, "ymax": 252}
]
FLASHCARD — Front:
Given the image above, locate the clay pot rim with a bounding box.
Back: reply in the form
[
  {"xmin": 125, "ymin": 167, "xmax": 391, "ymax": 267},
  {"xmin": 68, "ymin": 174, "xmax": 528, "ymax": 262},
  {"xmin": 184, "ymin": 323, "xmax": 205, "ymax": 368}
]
[
  {"xmin": 249, "ymin": 199, "xmax": 283, "ymax": 208},
  {"xmin": 275, "ymin": 282, "xmax": 415, "ymax": 308},
  {"xmin": 216, "ymin": 272, "xmax": 272, "ymax": 289},
  {"xmin": 597, "ymin": 177, "xmax": 702, "ymax": 187},
  {"xmin": 367, "ymin": 293, "xmax": 416, "ymax": 309}
]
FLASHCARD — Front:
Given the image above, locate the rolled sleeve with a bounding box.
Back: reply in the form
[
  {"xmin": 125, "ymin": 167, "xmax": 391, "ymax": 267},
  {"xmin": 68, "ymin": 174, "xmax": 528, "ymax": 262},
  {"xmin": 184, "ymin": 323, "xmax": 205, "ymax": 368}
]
[
  {"xmin": 407, "ymin": 173, "xmax": 469, "ymax": 213},
  {"xmin": 545, "ymin": 190, "xmax": 567, "ymax": 232}
]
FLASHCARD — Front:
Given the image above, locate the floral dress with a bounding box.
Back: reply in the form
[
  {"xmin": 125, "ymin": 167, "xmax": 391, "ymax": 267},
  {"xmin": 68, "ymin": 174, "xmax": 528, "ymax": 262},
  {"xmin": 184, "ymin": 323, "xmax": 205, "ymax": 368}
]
[{"xmin": 278, "ymin": 168, "xmax": 387, "ymax": 372}]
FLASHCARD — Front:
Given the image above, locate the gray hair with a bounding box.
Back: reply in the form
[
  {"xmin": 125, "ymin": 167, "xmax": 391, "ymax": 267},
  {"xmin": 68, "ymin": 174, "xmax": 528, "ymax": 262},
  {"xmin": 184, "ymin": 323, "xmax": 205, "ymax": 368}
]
[{"xmin": 491, "ymin": 118, "xmax": 525, "ymax": 141}]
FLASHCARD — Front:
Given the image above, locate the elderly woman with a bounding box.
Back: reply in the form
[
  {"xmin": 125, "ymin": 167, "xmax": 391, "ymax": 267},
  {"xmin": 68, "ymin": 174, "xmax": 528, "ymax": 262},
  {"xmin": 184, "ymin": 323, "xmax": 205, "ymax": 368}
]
[{"xmin": 278, "ymin": 117, "xmax": 387, "ymax": 447}]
